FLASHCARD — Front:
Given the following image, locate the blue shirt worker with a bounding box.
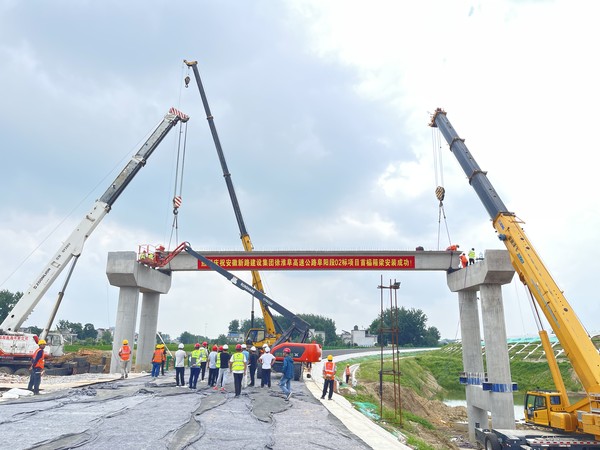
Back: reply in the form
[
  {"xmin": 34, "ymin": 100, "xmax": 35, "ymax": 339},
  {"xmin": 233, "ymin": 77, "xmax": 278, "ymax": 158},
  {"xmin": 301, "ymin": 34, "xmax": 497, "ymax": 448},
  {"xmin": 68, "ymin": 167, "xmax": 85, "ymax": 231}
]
[{"xmin": 279, "ymin": 347, "xmax": 294, "ymax": 401}]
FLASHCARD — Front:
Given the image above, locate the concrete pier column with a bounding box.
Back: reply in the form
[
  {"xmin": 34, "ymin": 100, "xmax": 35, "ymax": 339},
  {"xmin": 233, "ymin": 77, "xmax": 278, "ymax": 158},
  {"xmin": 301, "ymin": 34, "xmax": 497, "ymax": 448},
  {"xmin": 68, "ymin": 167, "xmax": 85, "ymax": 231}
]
[
  {"xmin": 448, "ymin": 249, "xmax": 516, "ymax": 442},
  {"xmin": 110, "ymin": 287, "xmax": 140, "ymax": 374},
  {"xmin": 458, "ymin": 290, "xmax": 488, "ymax": 441},
  {"xmin": 480, "ymin": 283, "xmax": 516, "ymax": 429},
  {"xmin": 106, "ymin": 251, "xmax": 171, "ymax": 374},
  {"xmin": 136, "ymin": 292, "xmax": 160, "ymax": 373}
]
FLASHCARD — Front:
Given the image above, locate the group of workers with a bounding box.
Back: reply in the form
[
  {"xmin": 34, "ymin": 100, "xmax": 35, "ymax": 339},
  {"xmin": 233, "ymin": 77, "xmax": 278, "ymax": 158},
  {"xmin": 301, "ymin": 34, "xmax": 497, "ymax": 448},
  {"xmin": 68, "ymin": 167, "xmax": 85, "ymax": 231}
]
[{"xmin": 446, "ymin": 244, "xmax": 483, "ymax": 268}]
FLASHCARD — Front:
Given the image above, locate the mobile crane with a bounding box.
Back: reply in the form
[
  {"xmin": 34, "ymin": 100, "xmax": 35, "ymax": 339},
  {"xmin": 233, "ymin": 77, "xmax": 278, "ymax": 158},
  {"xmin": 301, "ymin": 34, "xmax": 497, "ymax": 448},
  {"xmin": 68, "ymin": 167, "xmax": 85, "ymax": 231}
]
[
  {"xmin": 183, "ymin": 59, "xmax": 281, "ymax": 349},
  {"xmin": 138, "ymin": 242, "xmax": 322, "ymax": 380},
  {"xmin": 430, "ymin": 108, "xmax": 600, "ymax": 449},
  {"xmin": 0, "ymin": 107, "xmax": 189, "ymax": 375}
]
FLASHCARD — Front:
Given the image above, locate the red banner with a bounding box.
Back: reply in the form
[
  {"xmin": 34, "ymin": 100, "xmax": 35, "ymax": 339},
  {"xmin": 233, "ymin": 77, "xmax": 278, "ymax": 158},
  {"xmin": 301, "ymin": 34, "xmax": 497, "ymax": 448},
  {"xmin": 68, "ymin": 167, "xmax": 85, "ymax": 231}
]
[{"xmin": 196, "ymin": 255, "xmax": 415, "ymax": 271}]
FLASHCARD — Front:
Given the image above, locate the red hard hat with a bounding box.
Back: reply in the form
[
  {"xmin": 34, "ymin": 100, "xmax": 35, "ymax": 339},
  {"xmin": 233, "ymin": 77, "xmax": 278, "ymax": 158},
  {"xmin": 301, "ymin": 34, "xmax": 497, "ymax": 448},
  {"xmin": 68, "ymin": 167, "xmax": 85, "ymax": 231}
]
[
  {"xmin": 212, "ymin": 345, "xmax": 218, "ymax": 351},
  {"xmin": 202, "ymin": 341, "xmax": 208, "ymax": 346},
  {"xmin": 236, "ymin": 344, "xmax": 242, "ymax": 350},
  {"xmin": 194, "ymin": 343, "xmax": 200, "ymax": 348},
  {"xmin": 219, "ymin": 346, "xmax": 223, "ymax": 351},
  {"xmin": 284, "ymin": 347, "xmax": 291, "ymax": 353}
]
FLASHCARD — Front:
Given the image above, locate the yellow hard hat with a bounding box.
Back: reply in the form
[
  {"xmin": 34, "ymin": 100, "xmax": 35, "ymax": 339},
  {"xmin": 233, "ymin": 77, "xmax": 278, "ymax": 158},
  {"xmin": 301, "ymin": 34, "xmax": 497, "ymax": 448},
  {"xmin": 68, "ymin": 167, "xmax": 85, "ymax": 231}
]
[
  {"xmin": 327, "ymin": 354, "xmax": 333, "ymax": 361},
  {"xmin": 38, "ymin": 339, "xmax": 47, "ymax": 345},
  {"xmin": 122, "ymin": 339, "xmax": 128, "ymax": 345},
  {"xmin": 156, "ymin": 344, "xmax": 161, "ymax": 349}
]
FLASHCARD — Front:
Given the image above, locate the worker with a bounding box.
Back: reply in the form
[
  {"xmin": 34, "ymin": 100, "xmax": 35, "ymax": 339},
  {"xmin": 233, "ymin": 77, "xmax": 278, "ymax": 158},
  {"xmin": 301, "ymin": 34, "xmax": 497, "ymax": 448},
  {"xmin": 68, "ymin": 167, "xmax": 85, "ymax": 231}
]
[
  {"xmin": 345, "ymin": 364, "xmax": 351, "ymax": 384},
  {"xmin": 189, "ymin": 343, "xmax": 201, "ymax": 389},
  {"xmin": 151, "ymin": 344, "xmax": 163, "ymax": 379},
  {"xmin": 460, "ymin": 253, "xmax": 468, "ymax": 268},
  {"xmin": 216, "ymin": 344, "xmax": 231, "ymax": 392},
  {"xmin": 258, "ymin": 346, "xmax": 275, "ymax": 388},
  {"xmin": 241, "ymin": 343, "xmax": 249, "ymax": 387},
  {"xmin": 446, "ymin": 244, "xmax": 460, "ymax": 251},
  {"xmin": 229, "ymin": 344, "xmax": 247, "ymax": 397},
  {"xmin": 321, "ymin": 354, "xmax": 336, "ymax": 400},
  {"xmin": 160, "ymin": 344, "xmax": 167, "ymax": 376},
  {"xmin": 174, "ymin": 343, "xmax": 187, "ymax": 387},
  {"xmin": 468, "ymin": 248, "xmax": 476, "ymax": 265},
  {"xmin": 279, "ymin": 347, "xmax": 294, "ymax": 401},
  {"xmin": 199, "ymin": 341, "xmax": 208, "ymax": 383},
  {"xmin": 27, "ymin": 339, "xmax": 46, "ymax": 395},
  {"xmin": 118, "ymin": 339, "xmax": 131, "ymax": 379},
  {"xmin": 208, "ymin": 344, "xmax": 219, "ymax": 387},
  {"xmin": 248, "ymin": 346, "xmax": 258, "ymax": 387}
]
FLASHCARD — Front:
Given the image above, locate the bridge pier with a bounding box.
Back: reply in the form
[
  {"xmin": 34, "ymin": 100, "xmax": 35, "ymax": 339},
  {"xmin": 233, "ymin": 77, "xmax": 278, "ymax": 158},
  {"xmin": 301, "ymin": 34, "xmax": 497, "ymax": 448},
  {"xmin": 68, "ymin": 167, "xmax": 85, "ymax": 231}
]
[
  {"xmin": 447, "ymin": 249, "xmax": 516, "ymax": 441},
  {"xmin": 106, "ymin": 252, "xmax": 171, "ymax": 374}
]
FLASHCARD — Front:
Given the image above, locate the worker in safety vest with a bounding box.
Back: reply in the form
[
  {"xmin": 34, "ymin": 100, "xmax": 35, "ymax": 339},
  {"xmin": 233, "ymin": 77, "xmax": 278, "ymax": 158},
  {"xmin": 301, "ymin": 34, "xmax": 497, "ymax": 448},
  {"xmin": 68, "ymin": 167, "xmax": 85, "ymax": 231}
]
[
  {"xmin": 28, "ymin": 339, "xmax": 46, "ymax": 395},
  {"xmin": 151, "ymin": 344, "xmax": 163, "ymax": 379},
  {"xmin": 118, "ymin": 339, "xmax": 131, "ymax": 379},
  {"xmin": 159, "ymin": 344, "xmax": 167, "ymax": 375},
  {"xmin": 188, "ymin": 343, "xmax": 202, "ymax": 389},
  {"xmin": 460, "ymin": 253, "xmax": 468, "ymax": 268},
  {"xmin": 241, "ymin": 343, "xmax": 250, "ymax": 387},
  {"xmin": 199, "ymin": 342, "xmax": 208, "ymax": 382},
  {"xmin": 321, "ymin": 354, "xmax": 336, "ymax": 400},
  {"xmin": 229, "ymin": 344, "xmax": 247, "ymax": 397},
  {"xmin": 468, "ymin": 248, "xmax": 476, "ymax": 265},
  {"xmin": 446, "ymin": 244, "xmax": 460, "ymax": 251}
]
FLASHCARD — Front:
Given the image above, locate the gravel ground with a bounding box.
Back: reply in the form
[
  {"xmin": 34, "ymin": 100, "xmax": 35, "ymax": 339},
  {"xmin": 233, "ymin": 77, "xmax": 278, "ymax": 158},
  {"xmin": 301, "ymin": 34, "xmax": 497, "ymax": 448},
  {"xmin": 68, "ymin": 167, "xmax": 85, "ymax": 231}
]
[{"xmin": 0, "ymin": 370, "xmax": 372, "ymax": 449}]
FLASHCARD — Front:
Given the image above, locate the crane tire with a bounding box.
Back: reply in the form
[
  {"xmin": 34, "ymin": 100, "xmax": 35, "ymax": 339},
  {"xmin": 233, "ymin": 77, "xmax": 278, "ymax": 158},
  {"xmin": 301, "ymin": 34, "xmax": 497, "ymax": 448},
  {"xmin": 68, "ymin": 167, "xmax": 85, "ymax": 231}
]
[
  {"xmin": 0, "ymin": 366, "xmax": 14, "ymax": 375},
  {"xmin": 484, "ymin": 433, "xmax": 501, "ymax": 450}
]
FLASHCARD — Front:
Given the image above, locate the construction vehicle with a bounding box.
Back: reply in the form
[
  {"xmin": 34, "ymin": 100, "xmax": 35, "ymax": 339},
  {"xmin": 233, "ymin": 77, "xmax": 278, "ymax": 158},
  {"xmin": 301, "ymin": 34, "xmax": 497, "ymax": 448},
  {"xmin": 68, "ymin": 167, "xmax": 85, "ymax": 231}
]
[
  {"xmin": 430, "ymin": 108, "xmax": 600, "ymax": 449},
  {"xmin": 138, "ymin": 242, "xmax": 322, "ymax": 380},
  {"xmin": 183, "ymin": 59, "xmax": 281, "ymax": 349},
  {"xmin": 0, "ymin": 107, "xmax": 189, "ymax": 375}
]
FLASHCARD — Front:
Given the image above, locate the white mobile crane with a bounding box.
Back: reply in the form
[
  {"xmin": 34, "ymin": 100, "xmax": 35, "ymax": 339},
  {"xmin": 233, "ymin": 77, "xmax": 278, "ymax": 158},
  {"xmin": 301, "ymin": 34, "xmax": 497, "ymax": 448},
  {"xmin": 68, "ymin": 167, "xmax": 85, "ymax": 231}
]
[
  {"xmin": 0, "ymin": 107, "xmax": 189, "ymax": 375},
  {"xmin": 431, "ymin": 108, "xmax": 600, "ymax": 449}
]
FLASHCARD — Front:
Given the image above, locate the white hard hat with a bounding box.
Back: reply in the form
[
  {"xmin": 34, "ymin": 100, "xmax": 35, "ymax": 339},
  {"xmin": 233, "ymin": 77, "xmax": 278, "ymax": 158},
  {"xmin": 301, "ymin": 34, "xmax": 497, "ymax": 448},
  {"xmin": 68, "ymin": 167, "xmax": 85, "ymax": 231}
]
[
  {"xmin": 178, "ymin": 343, "xmax": 184, "ymax": 349},
  {"xmin": 264, "ymin": 347, "xmax": 270, "ymax": 353},
  {"xmin": 223, "ymin": 344, "xmax": 229, "ymax": 350},
  {"xmin": 241, "ymin": 344, "xmax": 247, "ymax": 349},
  {"xmin": 250, "ymin": 346, "xmax": 256, "ymax": 351},
  {"xmin": 262, "ymin": 343, "xmax": 268, "ymax": 348}
]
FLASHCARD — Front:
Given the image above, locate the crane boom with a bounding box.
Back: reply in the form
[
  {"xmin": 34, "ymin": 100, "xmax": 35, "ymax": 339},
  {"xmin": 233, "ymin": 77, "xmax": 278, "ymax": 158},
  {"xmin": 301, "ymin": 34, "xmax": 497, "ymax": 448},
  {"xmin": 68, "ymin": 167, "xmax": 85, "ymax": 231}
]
[
  {"xmin": 184, "ymin": 59, "xmax": 280, "ymax": 344},
  {"xmin": 1, "ymin": 107, "xmax": 189, "ymax": 332},
  {"xmin": 430, "ymin": 108, "xmax": 600, "ymax": 437}
]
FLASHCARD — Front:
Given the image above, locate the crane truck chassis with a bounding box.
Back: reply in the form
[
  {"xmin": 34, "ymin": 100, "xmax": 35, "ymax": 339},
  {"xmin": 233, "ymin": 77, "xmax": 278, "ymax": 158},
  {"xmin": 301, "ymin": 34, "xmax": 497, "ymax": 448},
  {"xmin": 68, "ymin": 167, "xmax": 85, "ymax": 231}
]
[
  {"xmin": 0, "ymin": 107, "xmax": 189, "ymax": 376},
  {"xmin": 138, "ymin": 243, "xmax": 322, "ymax": 380},
  {"xmin": 430, "ymin": 108, "xmax": 600, "ymax": 449}
]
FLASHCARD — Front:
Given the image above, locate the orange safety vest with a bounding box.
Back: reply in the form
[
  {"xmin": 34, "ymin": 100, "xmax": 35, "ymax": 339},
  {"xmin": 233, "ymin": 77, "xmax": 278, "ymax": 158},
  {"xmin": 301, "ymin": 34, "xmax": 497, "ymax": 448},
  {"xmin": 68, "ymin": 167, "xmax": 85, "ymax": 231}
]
[
  {"xmin": 119, "ymin": 345, "xmax": 131, "ymax": 361},
  {"xmin": 32, "ymin": 347, "xmax": 45, "ymax": 370},
  {"xmin": 323, "ymin": 361, "xmax": 336, "ymax": 379},
  {"xmin": 345, "ymin": 366, "xmax": 351, "ymax": 376},
  {"xmin": 152, "ymin": 349, "xmax": 163, "ymax": 363}
]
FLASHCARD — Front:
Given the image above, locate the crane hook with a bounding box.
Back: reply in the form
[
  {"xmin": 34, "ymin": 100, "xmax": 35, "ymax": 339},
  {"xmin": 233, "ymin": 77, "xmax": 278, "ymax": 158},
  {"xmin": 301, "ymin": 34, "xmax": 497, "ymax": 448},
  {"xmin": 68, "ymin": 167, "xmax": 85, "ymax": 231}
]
[{"xmin": 184, "ymin": 75, "xmax": 190, "ymax": 88}]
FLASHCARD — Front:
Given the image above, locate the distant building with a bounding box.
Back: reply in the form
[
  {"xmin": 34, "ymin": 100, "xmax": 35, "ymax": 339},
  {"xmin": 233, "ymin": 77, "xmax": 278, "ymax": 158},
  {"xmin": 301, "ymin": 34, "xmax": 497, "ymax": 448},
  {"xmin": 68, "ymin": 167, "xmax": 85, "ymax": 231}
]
[
  {"xmin": 350, "ymin": 325, "xmax": 377, "ymax": 347},
  {"xmin": 340, "ymin": 330, "xmax": 352, "ymax": 345}
]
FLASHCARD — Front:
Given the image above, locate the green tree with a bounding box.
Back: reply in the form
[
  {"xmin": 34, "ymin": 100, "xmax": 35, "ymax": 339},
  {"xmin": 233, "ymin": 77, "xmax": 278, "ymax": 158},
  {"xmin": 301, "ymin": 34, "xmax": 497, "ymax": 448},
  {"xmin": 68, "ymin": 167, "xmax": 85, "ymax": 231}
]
[
  {"xmin": 0, "ymin": 289, "xmax": 22, "ymax": 323},
  {"xmin": 101, "ymin": 329, "xmax": 113, "ymax": 344},
  {"xmin": 82, "ymin": 323, "xmax": 97, "ymax": 340},
  {"xmin": 228, "ymin": 320, "xmax": 240, "ymax": 333},
  {"xmin": 58, "ymin": 320, "xmax": 84, "ymax": 340},
  {"xmin": 370, "ymin": 307, "xmax": 439, "ymax": 347},
  {"xmin": 240, "ymin": 317, "xmax": 265, "ymax": 335},
  {"xmin": 179, "ymin": 331, "xmax": 197, "ymax": 345},
  {"xmin": 28, "ymin": 325, "xmax": 43, "ymax": 337}
]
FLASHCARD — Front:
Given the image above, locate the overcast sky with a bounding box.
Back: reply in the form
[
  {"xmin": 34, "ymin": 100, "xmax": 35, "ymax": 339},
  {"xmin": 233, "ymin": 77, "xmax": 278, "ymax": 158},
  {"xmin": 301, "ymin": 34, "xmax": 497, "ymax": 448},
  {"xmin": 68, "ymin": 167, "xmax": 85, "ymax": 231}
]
[{"xmin": 1, "ymin": 1, "xmax": 598, "ymax": 342}]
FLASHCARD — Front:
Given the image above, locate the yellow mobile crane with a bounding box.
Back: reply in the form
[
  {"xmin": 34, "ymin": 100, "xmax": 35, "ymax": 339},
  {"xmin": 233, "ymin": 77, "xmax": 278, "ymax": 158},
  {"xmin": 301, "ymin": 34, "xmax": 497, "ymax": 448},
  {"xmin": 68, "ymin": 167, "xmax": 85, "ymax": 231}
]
[
  {"xmin": 184, "ymin": 60, "xmax": 280, "ymax": 348},
  {"xmin": 431, "ymin": 108, "xmax": 600, "ymax": 449}
]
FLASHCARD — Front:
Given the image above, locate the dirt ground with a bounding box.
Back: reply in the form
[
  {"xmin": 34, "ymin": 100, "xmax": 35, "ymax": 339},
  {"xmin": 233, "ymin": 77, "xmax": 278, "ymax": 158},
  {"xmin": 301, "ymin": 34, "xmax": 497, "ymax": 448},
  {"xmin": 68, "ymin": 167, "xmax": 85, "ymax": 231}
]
[
  {"xmin": 359, "ymin": 379, "xmax": 473, "ymax": 449},
  {"xmin": 50, "ymin": 349, "xmax": 111, "ymax": 368}
]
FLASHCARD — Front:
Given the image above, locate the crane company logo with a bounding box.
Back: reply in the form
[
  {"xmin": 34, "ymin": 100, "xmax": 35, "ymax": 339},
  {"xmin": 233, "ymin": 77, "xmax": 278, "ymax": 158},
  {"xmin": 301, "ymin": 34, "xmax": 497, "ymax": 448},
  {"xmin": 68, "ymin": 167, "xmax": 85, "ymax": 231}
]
[{"xmin": 197, "ymin": 255, "xmax": 415, "ymax": 271}]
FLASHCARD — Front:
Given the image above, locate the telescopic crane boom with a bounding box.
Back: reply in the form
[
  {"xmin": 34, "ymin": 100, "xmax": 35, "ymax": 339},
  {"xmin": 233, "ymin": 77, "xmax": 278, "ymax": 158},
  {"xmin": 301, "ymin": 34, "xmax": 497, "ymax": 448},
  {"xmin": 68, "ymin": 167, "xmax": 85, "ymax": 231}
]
[
  {"xmin": 430, "ymin": 108, "xmax": 600, "ymax": 439},
  {"xmin": 184, "ymin": 59, "xmax": 280, "ymax": 346},
  {"xmin": 1, "ymin": 108, "xmax": 189, "ymax": 333}
]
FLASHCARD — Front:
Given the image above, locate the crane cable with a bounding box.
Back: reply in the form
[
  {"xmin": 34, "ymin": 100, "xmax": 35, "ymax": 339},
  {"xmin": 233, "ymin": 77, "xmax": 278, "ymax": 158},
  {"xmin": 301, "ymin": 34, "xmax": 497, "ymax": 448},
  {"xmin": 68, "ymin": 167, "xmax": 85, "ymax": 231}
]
[
  {"xmin": 432, "ymin": 126, "xmax": 453, "ymax": 250},
  {"xmin": 168, "ymin": 120, "xmax": 189, "ymax": 249}
]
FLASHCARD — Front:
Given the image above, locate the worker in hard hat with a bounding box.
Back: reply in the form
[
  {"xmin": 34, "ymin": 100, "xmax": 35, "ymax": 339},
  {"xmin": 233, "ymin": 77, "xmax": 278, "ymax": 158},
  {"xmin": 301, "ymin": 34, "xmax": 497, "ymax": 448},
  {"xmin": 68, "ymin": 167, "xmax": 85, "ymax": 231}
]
[
  {"xmin": 215, "ymin": 344, "xmax": 231, "ymax": 392},
  {"xmin": 160, "ymin": 343, "xmax": 167, "ymax": 376},
  {"xmin": 199, "ymin": 342, "xmax": 208, "ymax": 383},
  {"xmin": 27, "ymin": 339, "xmax": 46, "ymax": 395},
  {"xmin": 248, "ymin": 346, "xmax": 258, "ymax": 387},
  {"xmin": 229, "ymin": 344, "xmax": 247, "ymax": 397},
  {"xmin": 279, "ymin": 347, "xmax": 294, "ymax": 401},
  {"xmin": 258, "ymin": 346, "xmax": 275, "ymax": 388},
  {"xmin": 188, "ymin": 343, "xmax": 201, "ymax": 389},
  {"xmin": 240, "ymin": 344, "xmax": 249, "ymax": 388},
  {"xmin": 321, "ymin": 354, "xmax": 336, "ymax": 400},
  {"xmin": 118, "ymin": 339, "xmax": 131, "ymax": 379},
  {"xmin": 151, "ymin": 344, "xmax": 163, "ymax": 379},
  {"xmin": 174, "ymin": 343, "xmax": 187, "ymax": 387},
  {"xmin": 207, "ymin": 344, "xmax": 219, "ymax": 387}
]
